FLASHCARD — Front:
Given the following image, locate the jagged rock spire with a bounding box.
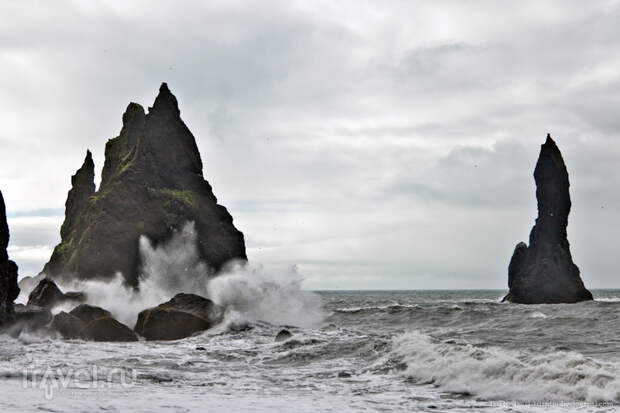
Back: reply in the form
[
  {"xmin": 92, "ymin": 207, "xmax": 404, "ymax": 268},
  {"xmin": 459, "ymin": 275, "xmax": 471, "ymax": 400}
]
[
  {"xmin": 0, "ymin": 190, "xmax": 8, "ymax": 263},
  {"xmin": 503, "ymin": 135, "xmax": 592, "ymax": 304},
  {"xmin": 150, "ymin": 82, "xmax": 180, "ymax": 116},
  {"xmin": 43, "ymin": 83, "xmax": 246, "ymax": 287},
  {"xmin": 0, "ymin": 190, "xmax": 20, "ymax": 325},
  {"xmin": 60, "ymin": 150, "xmax": 95, "ymax": 239}
]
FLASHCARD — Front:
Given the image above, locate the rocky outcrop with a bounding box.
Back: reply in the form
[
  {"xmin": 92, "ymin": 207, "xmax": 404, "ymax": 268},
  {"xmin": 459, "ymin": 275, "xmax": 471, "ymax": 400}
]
[
  {"xmin": 52, "ymin": 304, "xmax": 137, "ymax": 342},
  {"xmin": 27, "ymin": 278, "xmax": 85, "ymax": 308},
  {"xmin": 275, "ymin": 329, "xmax": 292, "ymax": 342},
  {"xmin": 27, "ymin": 279, "xmax": 64, "ymax": 307},
  {"xmin": 13, "ymin": 304, "xmax": 52, "ymax": 331},
  {"xmin": 0, "ymin": 190, "xmax": 20, "ymax": 326},
  {"xmin": 81, "ymin": 317, "xmax": 138, "ymax": 342},
  {"xmin": 134, "ymin": 293, "xmax": 220, "ymax": 340},
  {"xmin": 503, "ymin": 135, "xmax": 593, "ymax": 304},
  {"xmin": 60, "ymin": 150, "xmax": 95, "ymax": 241},
  {"xmin": 51, "ymin": 311, "xmax": 86, "ymax": 339},
  {"xmin": 43, "ymin": 83, "xmax": 246, "ymax": 287},
  {"xmin": 69, "ymin": 304, "xmax": 111, "ymax": 322}
]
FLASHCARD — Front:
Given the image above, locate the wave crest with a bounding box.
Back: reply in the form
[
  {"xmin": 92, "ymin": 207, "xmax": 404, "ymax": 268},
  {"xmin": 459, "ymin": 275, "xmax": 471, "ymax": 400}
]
[{"xmin": 392, "ymin": 330, "xmax": 620, "ymax": 403}]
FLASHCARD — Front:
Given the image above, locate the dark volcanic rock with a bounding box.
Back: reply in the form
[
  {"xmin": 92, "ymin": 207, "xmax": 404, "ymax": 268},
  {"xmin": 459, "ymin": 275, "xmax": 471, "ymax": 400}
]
[
  {"xmin": 60, "ymin": 150, "xmax": 95, "ymax": 241},
  {"xmin": 134, "ymin": 293, "xmax": 220, "ymax": 340},
  {"xmin": 13, "ymin": 304, "xmax": 52, "ymax": 330},
  {"xmin": 0, "ymin": 190, "xmax": 20, "ymax": 327},
  {"xmin": 42, "ymin": 83, "xmax": 247, "ymax": 287},
  {"xmin": 503, "ymin": 135, "xmax": 593, "ymax": 304},
  {"xmin": 51, "ymin": 311, "xmax": 85, "ymax": 339},
  {"xmin": 81, "ymin": 317, "xmax": 138, "ymax": 342},
  {"xmin": 27, "ymin": 278, "xmax": 86, "ymax": 308},
  {"xmin": 69, "ymin": 304, "xmax": 111, "ymax": 323},
  {"xmin": 27, "ymin": 278, "xmax": 64, "ymax": 307},
  {"xmin": 52, "ymin": 304, "xmax": 137, "ymax": 341},
  {"xmin": 275, "ymin": 329, "xmax": 293, "ymax": 342}
]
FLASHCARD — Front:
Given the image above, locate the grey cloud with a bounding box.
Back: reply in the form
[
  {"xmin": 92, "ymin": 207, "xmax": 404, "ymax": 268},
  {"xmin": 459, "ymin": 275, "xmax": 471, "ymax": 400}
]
[
  {"xmin": 381, "ymin": 140, "xmax": 534, "ymax": 208},
  {"xmin": 2, "ymin": 1, "xmax": 620, "ymax": 287}
]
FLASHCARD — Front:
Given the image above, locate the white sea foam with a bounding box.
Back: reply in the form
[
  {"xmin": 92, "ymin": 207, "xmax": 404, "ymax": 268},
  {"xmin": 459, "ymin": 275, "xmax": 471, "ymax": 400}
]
[
  {"xmin": 46, "ymin": 222, "xmax": 324, "ymax": 328},
  {"xmin": 528, "ymin": 311, "xmax": 548, "ymax": 319},
  {"xmin": 596, "ymin": 297, "xmax": 620, "ymax": 302},
  {"xmin": 336, "ymin": 304, "xmax": 421, "ymax": 313},
  {"xmin": 207, "ymin": 262, "xmax": 325, "ymax": 329},
  {"xmin": 392, "ymin": 330, "xmax": 620, "ymax": 403}
]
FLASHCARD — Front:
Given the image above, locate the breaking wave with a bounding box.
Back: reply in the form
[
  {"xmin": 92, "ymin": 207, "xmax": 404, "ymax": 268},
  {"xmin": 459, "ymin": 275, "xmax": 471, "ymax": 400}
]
[
  {"xmin": 40, "ymin": 222, "xmax": 325, "ymax": 329},
  {"xmin": 208, "ymin": 263, "xmax": 325, "ymax": 329},
  {"xmin": 391, "ymin": 330, "xmax": 620, "ymax": 403}
]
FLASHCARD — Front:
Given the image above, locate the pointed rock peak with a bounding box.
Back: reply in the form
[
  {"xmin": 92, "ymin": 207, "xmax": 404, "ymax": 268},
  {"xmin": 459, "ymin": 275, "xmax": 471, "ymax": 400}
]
[
  {"xmin": 0, "ymin": 190, "xmax": 8, "ymax": 259},
  {"xmin": 72, "ymin": 150, "xmax": 95, "ymax": 188},
  {"xmin": 122, "ymin": 102, "xmax": 145, "ymax": 126},
  {"xmin": 43, "ymin": 85, "xmax": 246, "ymax": 287},
  {"xmin": 82, "ymin": 150, "xmax": 94, "ymax": 170},
  {"xmin": 542, "ymin": 133, "xmax": 559, "ymax": 150},
  {"xmin": 503, "ymin": 134, "xmax": 592, "ymax": 304},
  {"xmin": 537, "ymin": 133, "xmax": 566, "ymax": 173},
  {"xmin": 0, "ymin": 190, "xmax": 6, "ymax": 224},
  {"xmin": 151, "ymin": 82, "xmax": 180, "ymax": 116},
  {"xmin": 61, "ymin": 152, "xmax": 96, "ymax": 240}
]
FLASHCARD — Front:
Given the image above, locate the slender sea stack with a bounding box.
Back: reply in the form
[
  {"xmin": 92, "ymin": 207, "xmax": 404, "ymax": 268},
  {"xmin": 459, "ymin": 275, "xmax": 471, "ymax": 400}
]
[
  {"xmin": 42, "ymin": 83, "xmax": 247, "ymax": 287},
  {"xmin": 0, "ymin": 191, "xmax": 20, "ymax": 325},
  {"xmin": 503, "ymin": 134, "xmax": 592, "ymax": 304}
]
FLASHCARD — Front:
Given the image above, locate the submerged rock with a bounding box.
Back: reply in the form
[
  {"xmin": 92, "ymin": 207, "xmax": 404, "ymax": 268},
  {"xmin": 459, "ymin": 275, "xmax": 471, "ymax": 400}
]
[
  {"xmin": 51, "ymin": 311, "xmax": 85, "ymax": 339},
  {"xmin": 134, "ymin": 293, "xmax": 220, "ymax": 340},
  {"xmin": 13, "ymin": 304, "xmax": 52, "ymax": 331},
  {"xmin": 81, "ymin": 317, "xmax": 138, "ymax": 342},
  {"xmin": 503, "ymin": 135, "xmax": 593, "ymax": 304},
  {"xmin": 52, "ymin": 304, "xmax": 137, "ymax": 342},
  {"xmin": 69, "ymin": 304, "xmax": 111, "ymax": 323},
  {"xmin": 0, "ymin": 190, "xmax": 20, "ymax": 327},
  {"xmin": 275, "ymin": 329, "xmax": 293, "ymax": 342},
  {"xmin": 42, "ymin": 83, "xmax": 247, "ymax": 287},
  {"xmin": 27, "ymin": 278, "xmax": 85, "ymax": 308}
]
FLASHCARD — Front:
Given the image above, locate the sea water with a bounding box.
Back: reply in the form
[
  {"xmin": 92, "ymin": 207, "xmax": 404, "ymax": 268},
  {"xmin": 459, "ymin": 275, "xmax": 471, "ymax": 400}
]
[{"xmin": 1, "ymin": 289, "xmax": 619, "ymax": 412}]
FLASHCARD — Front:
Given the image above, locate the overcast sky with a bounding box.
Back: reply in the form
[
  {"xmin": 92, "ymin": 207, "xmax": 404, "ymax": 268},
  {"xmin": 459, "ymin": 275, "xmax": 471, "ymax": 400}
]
[{"xmin": 1, "ymin": 0, "xmax": 620, "ymax": 290}]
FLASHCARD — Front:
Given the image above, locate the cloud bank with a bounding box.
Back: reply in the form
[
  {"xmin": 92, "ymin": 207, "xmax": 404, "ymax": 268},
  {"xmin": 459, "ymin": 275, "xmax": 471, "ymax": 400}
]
[{"xmin": 2, "ymin": 0, "xmax": 620, "ymax": 289}]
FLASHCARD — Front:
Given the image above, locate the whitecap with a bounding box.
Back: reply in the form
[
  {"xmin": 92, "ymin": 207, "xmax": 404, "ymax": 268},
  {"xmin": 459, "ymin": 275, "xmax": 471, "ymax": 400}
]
[
  {"xmin": 391, "ymin": 330, "xmax": 620, "ymax": 403},
  {"xmin": 528, "ymin": 311, "xmax": 548, "ymax": 319}
]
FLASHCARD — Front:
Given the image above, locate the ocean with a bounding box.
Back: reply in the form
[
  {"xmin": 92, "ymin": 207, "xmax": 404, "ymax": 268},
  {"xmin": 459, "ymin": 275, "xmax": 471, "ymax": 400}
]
[{"xmin": 1, "ymin": 289, "xmax": 619, "ymax": 412}]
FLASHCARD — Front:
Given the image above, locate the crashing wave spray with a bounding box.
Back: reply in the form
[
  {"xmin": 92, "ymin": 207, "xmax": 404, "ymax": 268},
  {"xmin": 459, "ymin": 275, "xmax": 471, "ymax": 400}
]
[
  {"xmin": 44, "ymin": 222, "xmax": 325, "ymax": 329},
  {"xmin": 391, "ymin": 330, "xmax": 620, "ymax": 403},
  {"xmin": 207, "ymin": 262, "xmax": 325, "ymax": 329}
]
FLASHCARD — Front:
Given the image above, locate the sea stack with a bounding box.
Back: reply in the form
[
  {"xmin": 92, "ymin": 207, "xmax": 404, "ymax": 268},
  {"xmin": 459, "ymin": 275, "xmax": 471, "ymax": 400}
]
[
  {"xmin": 0, "ymin": 191, "xmax": 20, "ymax": 325},
  {"xmin": 42, "ymin": 83, "xmax": 247, "ymax": 287},
  {"xmin": 503, "ymin": 134, "xmax": 592, "ymax": 304}
]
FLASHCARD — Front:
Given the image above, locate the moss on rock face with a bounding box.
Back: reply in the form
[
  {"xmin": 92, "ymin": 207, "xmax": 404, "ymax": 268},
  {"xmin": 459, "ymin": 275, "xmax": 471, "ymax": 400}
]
[
  {"xmin": 42, "ymin": 83, "xmax": 247, "ymax": 287},
  {"xmin": 157, "ymin": 188, "xmax": 197, "ymax": 207},
  {"xmin": 50, "ymin": 240, "xmax": 73, "ymax": 266}
]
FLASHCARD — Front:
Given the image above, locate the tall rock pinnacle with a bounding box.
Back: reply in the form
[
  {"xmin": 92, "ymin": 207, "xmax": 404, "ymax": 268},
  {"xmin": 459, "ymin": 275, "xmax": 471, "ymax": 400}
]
[
  {"xmin": 0, "ymin": 190, "xmax": 20, "ymax": 325},
  {"xmin": 60, "ymin": 150, "xmax": 95, "ymax": 240},
  {"xmin": 503, "ymin": 134, "xmax": 592, "ymax": 304},
  {"xmin": 43, "ymin": 83, "xmax": 247, "ymax": 287}
]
